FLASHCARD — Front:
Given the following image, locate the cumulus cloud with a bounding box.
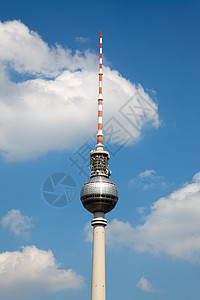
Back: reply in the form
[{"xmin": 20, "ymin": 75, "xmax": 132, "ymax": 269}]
[
  {"xmin": 1, "ymin": 209, "xmax": 33, "ymax": 239},
  {"xmin": 0, "ymin": 20, "xmax": 159, "ymax": 161},
  {"xmin": 85, "ymin": 172, "xmax": 200, "ymax": 263},
  {"xmin": 0, "ymin": 245, "xmax": 84, "ymax": 297},
  {"xmin": 136, "ymin": 277, "xmax": 155, "ymax": 293},
  {"xmin": 129, "ymin": 169, "xmax": 167, "ymax": 189},
  {"xmin": 0, "ymin": 20, "xmax": 94, "ymax": 76}
]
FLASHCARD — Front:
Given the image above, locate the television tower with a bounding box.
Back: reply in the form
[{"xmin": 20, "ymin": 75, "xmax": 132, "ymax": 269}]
[{"xmin": 81, "ymin": 33, "xmax": 118, "ymax": 300}]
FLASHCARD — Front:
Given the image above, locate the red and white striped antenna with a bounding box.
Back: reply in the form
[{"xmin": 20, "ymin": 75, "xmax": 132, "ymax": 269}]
[{"xmin": 96, "ymin": 32, "xmax": 104, "ymax": 150}]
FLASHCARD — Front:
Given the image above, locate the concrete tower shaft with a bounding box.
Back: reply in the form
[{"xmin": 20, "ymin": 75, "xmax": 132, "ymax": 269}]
[{"xmin": 91, "ymin": 212, "xmax": 107, "ymax": 300}]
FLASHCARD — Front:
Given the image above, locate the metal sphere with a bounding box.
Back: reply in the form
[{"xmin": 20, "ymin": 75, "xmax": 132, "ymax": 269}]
[{"xmin": 80, "ymin": 176, "xmax": 118, "ymax": 214}]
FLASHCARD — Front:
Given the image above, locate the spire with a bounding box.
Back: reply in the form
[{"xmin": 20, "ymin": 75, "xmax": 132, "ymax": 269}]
[{"xmin": 96, "ymin": 32, "xmax": 104, "ymax": 150}]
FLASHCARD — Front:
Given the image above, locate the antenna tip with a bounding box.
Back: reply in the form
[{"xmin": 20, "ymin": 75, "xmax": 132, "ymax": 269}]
[{"xmin": 100, "ymin": 32, "xmax": 102, "ymax": 38}]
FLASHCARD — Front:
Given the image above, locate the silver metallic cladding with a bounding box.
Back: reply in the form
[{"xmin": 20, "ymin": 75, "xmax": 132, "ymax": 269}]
[{"xmin": 81, "ymin": 176, "xmax": 118, "ymax": 198}]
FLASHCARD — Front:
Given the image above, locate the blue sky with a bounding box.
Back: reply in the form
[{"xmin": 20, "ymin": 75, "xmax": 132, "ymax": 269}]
[{"xmin": 0, "ymin": 0, "xmax": 200, "ymax": 299}]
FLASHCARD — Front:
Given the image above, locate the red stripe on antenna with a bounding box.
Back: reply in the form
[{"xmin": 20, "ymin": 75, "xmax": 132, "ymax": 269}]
[{"xmin": 96, "ymin": 32, "xmax": 104, "ymax": 150}]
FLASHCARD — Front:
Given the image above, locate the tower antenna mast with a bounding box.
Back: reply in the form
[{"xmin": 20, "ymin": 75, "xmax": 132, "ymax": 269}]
[{"xmin": 96, "ymin": 32, "xmax": 104, "ymax": 150}]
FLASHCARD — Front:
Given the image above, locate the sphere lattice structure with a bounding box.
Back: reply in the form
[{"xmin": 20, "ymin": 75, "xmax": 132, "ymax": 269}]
[{"xmin": 81, "ymin": 175, "xmax": 118, "ymax": 214}]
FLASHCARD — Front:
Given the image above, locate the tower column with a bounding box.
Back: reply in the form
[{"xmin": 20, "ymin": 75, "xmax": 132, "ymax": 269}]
[
  {"xmin": 91, "ymin": 212, "xmax": 107, "ymax": 300},
  {"xmin": 80, "ymin": 32, "xmax": 118, "ymax": 300}
]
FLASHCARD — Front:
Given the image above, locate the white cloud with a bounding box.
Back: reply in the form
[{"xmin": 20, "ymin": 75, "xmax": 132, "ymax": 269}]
[
  {"xmin": 84, "ymin": 222, "xmax": 92, "ymax": 242},
  {"xmin": 129, "ymin": 169, "xmax": 167, "ymax": 190},
  {"xmin": 106, "ymin": 219, "xmax": 135, "ymax": 246},
  {"xmin": 139, "ymin": 169, "xmax": 157, "ymax": 178},
  {"xmin": 85, "ymin": 172, "xmax": 200, "ymax": 263},
  {"xmin": 1, "ymin": 209, "xmax": 33, "ymax": 239},
  {"xmin": 136, "ymin": 277, "xmax": 155, "ymax": 293},
  {"xmin": 137, "ymin": 206, "xmax": 147, "ymax": 214},
  {"xmin": 133, "ymin": 172, "xmax": 200, "ymax": 262},
  {"xmin": 0, "ymin": 20, "xmax": 159, "ymax": 161},
  {"xmin": 0, "ymin": 245, "xmax": 84, "ymax": 297},
  {"xmin": 193, "ymin": 172, "xmax": 200, "ymax": 182},
  {"xmin": 75, "ymin": 36, "xmax": 89, "ymax": 43},
  {"xmin": 0, "ymin": 20, "xmax": 94, "ymax": 76}
]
